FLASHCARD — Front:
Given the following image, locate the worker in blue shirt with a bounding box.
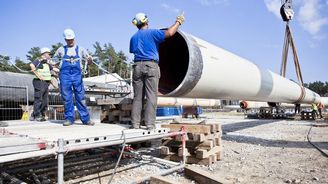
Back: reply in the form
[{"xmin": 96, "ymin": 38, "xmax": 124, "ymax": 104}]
[{"xmin": 129, "ymin": 12, "xmax": 185, "ymax": 130}]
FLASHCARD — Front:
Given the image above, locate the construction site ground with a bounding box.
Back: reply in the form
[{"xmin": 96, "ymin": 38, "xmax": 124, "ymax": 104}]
[{"xmin": 66, "ymin": 111, "xmax": 328, "ymax": 184}]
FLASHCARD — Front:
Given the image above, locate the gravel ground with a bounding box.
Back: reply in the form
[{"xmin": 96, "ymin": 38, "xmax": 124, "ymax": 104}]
[
  {"xmin": 68, "ymin": 112, "xmax": 328, "ymax": 184},
  {"xmin": 196, "ymin": 112, "xmax": 328, "ymax": 184}
]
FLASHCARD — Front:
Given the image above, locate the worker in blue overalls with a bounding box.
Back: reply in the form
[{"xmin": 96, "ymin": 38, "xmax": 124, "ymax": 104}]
[{"xmin": 53, "ymin": 28, "xmax": 94, "ymax": 126}]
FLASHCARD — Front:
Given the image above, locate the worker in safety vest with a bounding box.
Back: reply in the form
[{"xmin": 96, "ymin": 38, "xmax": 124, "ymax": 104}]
[
  {"xmin": 129, "ymin": 12, "xmax": 185, "ymax": 130},
  {"xmin": 53, "ymin": 28, "xmax": 94, "ymax": 126},
  {"xmin": 30, "ymin": 47, "xmax": 58, "ymax": 121},
  {"xmin": 317, "ymin": 102, "xmax": 324, "ymax": 119},
  {"xmin": 311, "ymin": 103, "xmax": 318, "ymax": 118}
]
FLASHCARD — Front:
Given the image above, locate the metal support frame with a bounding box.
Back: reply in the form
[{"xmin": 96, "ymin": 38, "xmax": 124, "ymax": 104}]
[
  {"xmin": 181, "ymin": 126, "xmax": 187, "ymax": 165},
  {"xmin": 57, "ymin": 138, "xmax": 65, "ymax": 184},
  {"xmin": 55, "ymin": 128, "xmax": 184, "ymax": 184}
]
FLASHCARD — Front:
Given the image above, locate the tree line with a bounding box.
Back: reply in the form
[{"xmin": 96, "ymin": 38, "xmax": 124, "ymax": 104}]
[{"xmin": 0, "ymin": 42, "xmax": 131, "ymax": 79}]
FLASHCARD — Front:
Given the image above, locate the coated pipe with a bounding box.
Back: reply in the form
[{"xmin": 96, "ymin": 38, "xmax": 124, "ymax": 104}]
[
  {"xmin": 157, "ymin": 97, "xmax": 221, "ymax": 107},
  {"xmin": 158, "ymin": 30, "xmax": 321, "ymax": 104},
  {"xmin": 240, "ymin": 99, "xmax": 327, "ymax": 110}
]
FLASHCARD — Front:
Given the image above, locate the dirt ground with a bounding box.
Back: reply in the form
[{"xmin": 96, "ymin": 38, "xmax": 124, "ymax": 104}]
[
  {"xmin": 200, "ymin": 112, "xmax": 328, "ymax": 184},
  {"xmin": 69, "ymin": 112, "xmax": 328, "ymax": 184}
]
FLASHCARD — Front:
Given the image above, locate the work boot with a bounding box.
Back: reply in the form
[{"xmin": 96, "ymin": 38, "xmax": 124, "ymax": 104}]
[
  {"xmin": 0, "ymin": 122, "xmax": 8, "ymax": 127},
  {"xmin": 29, "ymin": 115, "xmax": 35, "ymax": 121},
  {"xmin": 84, "ymin": 120, "xmax": 95, "ymax": 126},
  {"xmin": 41, "ymin": 116, "xmax": 47, "ymax": 121},
  {"xmin": 35, "ymin": 116, "xmax": 44, "ymax": 122},
  {"xmin": 63, "ymin": 120, "xmax": 73, "ymax": 126},
  {"xmin": 146, "ymin": 124, "xmax": 155, "ymax": 131},
  {"xmin": 147, "ymin": 125, "xmax": 155, "ymax": 131},
  {"xmin": 130, "ymin": 123, "xmax": 140, "ymax": 129}
]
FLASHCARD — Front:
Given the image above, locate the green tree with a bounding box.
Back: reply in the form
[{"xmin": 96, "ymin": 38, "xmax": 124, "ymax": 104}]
[
  {"xmin": 305, "ymin": 81, "xmax": 328, "ymax": 97},
  {"xmin": 0, "ymin": 55, "xmax": 15, "ymax": 72},
  {"xmin": 92, "ymin": 42, "xmax": 129, "ymax": 77},
  {"xmin": 51, "ymin": 43, "xmax": 63, "ymax": 56},
  {"xmin": 26, "ymin": 47, "xmax": 41, "ymax": 62},
  {"xmin": 15, "ymin": 58, "xmax": 30, "ymax": 72}
]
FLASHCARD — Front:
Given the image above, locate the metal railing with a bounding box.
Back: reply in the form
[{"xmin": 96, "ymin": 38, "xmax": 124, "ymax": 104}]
[{"xmin": 0, "ymin": 85, "xmax": 29, "ymax": 120}]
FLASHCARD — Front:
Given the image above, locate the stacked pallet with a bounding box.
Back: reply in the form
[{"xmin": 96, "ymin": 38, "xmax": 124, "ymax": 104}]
[
  {"xmin": 100, "ymin": 103, "xmax": 132, "ymax": 123},
  {"xmin": 160, "ymin": 120, "xmax": 222, "ymax": 165}
]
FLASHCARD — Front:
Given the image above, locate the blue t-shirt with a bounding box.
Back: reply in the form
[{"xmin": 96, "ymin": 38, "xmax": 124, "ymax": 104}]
[{"xmin": 129, "ymin": 29, "xmax": 165, "ymax": 63}]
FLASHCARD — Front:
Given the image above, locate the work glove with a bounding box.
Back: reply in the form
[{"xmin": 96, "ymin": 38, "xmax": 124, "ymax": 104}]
[{"xmin": 176, "ymin": 13, "xmax": 185, "ymax": 25}]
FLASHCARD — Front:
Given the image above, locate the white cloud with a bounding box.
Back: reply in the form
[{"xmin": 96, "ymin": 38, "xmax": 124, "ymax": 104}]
[
  {"xmin": 298, "ymin": 0, "xmax": 328, "ymax": 35},
  {"xmin": 161, "ymin": 3, "xmax": 180, "ymax": 14},
  {"xmin": 264, "ymin": 0, "xmax": 328, "ymax": 37},
  {"xmin": 264, "ymin": 0, "xmax": 281, "ymax": 19},
  {"xmin": 195, "ymin": 0, "xmax": 229, "ymax": 6}
]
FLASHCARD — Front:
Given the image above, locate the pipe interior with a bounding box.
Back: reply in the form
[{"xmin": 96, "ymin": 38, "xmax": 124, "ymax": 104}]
[{"xmin": 159, "ymin": 32, "xmax": 189, "ymax": 95}]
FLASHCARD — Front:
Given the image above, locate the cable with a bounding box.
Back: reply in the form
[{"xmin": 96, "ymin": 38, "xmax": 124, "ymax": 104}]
[
  {"xmin": 307, "ymin": 125, "xmax": 328, "ymax": 158},
  {"xmin": 107, "ymin": 130, "xmax": 127, "ymax": 184}
]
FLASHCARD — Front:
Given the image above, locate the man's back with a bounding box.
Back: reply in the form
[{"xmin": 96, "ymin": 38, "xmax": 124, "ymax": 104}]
[{"xmin": 129, "ymin": 29, "xmax": 165, "ymax": 62}]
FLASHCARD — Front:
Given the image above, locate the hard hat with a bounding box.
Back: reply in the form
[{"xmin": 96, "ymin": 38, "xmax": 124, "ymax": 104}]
[
  {"xmin": 63, "ymin": 28, "xmax": 75, "ymax": 39},
  {"xmin": 40, "ymin": 47, "xmax": 51, "ymax": 55},
  {"xmin": 132, "ymin": 12, "xmax": 148, "ymax": 26}
]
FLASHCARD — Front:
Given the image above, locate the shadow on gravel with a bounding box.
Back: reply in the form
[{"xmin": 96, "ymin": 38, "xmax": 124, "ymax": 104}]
[
  {"xmin": 222, "ymin": 134, "xmax": 328, "ymax": 149},
  {"xmin": 222, "ymin": 120, "xmax": 278, "ymax": 133},
  {"xmin": 221, "ymin": 120, "xmax": 328, "ymax": 149}
]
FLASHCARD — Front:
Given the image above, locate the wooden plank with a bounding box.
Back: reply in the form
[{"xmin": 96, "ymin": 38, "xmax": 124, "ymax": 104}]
[
  {"xmin": 161, "ymin": 139, "xmax": 212, "ymax": 150},
  {"xmin": 196, "ymin": 140, "xmax": 215, "ymax": 150},
  {"xmin": 160, "ymin": 146, "xmax": 171, "ymax": 155},
  {"xmin": 120, "ymin": 104, "xmax": 133, "ymax": 110},
  {"xmin": 184, "ymin": 165, "xmax": 231, "ymax": 184},
  {"xmin": 178, "ymin": 147, "xmax": 191, "ymax": 157},
  {"xmin": 216, "ymin": 151, "xmax": 222, "ymax": 161},
  {"xmin": 215, "ymin": 137, "xmax": 222, "ymax": 146},
  {"xmin": 196, "ymin": 146, "xmax": 222, "ymax": 159},
  {"xmin": 150, "ymin": 175, "xmax": 178, "ymax": 184},
  {"xmin": 96, "ymin": 98, "xmax": 125, "ymax": 105},
  {"xmin": 161, "ymin": 124, "xmax": 211, "ymax": 134},
  {"xmin": 193, "ymin": 132, "xmax": 221, "ymax": 142}
]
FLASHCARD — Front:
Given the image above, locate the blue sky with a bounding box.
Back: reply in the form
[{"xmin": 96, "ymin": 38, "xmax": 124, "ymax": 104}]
[{"xmin": 0, "ymin": 0, "xmax": 327, "ymax": 83}]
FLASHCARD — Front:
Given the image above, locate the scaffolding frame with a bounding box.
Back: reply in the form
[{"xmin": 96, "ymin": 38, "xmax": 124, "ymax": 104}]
[{"xmin": 0, "ymin": 122, "xmax": 187, "ymax": 184}]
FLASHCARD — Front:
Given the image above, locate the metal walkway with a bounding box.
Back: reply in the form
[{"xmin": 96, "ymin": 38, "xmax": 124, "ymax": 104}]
[{"xmin": 0, "ymin": 120, "xmax": 179, "ymax": 163}]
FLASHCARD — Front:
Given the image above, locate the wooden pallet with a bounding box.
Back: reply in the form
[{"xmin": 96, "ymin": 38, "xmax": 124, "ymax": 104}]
[{"xmin": 160, "ymin": 120, "xmax": 222, "ymax": 165}]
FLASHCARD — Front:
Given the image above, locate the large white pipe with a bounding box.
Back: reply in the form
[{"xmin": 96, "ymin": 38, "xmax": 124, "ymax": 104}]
[
  {"xmin": 158, "ymin": 31, "xmax": 320, "ymax": 104},
  {"xmin": 157, "ymin": 97, "xmax": 221, "ymax": 107}
]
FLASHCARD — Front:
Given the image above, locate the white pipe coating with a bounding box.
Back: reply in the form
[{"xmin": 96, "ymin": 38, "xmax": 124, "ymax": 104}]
[{"xmin": 158, "ymin": 31, "xmax": 321, "ymax": 104}]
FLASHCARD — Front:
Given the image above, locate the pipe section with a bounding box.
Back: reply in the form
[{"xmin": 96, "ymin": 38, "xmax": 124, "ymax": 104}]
[
  {"xmin": 157, "ymin": 97, "xmax": 221, "ymax": 107},
  {"xmin": 158, "ymin": 31, "xmax": 320, "ymax": 104},
  {"xmin": 239, "ymin": 100, "xmax": 314, "ymax": 110}
]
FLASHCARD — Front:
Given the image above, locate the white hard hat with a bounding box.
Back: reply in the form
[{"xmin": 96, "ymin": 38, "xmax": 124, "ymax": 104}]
[
  {"xmin": 40, "ymin": 47, "xmax": 51, "ymax": 55},
  {"xmin": 63, "ymin": 28, "xmax": 75, "ymax": 39},
  {"xmin": 132, "ymin": 12, "xmax": 148, "ymax": 26}
]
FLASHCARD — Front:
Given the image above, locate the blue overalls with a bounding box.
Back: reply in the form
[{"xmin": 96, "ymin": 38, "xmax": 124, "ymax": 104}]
[{"xmin": 59, "ymin": 45, "xmax": 90, "ymax": 124}]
